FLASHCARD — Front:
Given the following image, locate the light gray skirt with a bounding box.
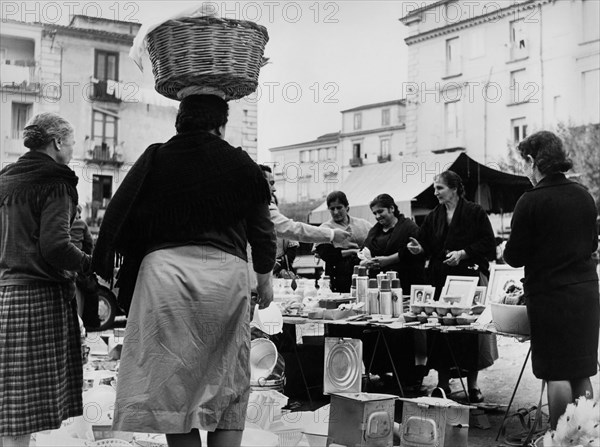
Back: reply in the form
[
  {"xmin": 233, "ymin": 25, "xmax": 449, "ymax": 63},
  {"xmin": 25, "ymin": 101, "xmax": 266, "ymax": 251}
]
[{"xmin": 112, "ymin": 245, "xmax": 251, "ymax": 433}]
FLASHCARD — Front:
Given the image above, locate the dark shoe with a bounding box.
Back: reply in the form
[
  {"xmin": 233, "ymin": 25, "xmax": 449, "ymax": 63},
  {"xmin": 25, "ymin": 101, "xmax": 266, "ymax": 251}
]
[
  {"xmin": 469, "ymin": 388, "xmax": 484, "ymax": 403},
  {"xmin": 431, "ymin": 386, "xmax": 451, "ymax": 398}
]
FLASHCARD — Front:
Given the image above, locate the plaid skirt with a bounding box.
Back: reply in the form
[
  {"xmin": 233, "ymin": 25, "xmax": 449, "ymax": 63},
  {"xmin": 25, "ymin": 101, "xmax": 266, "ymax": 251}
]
[{"xmin": 0, "ymin": 282, "xmax": 83, "ymax": 436}]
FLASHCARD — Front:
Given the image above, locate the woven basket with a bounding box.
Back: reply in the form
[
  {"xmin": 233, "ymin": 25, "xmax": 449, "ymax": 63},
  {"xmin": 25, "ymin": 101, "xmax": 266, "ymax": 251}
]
[{"xmin": 147, "ymin": 16, "xmax": 269, "ymax": 101}]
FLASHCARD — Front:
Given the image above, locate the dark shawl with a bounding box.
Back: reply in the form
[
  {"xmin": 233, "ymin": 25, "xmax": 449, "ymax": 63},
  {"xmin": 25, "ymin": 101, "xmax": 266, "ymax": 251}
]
[
  {"xmin": 418, "ymin": 198, "xmax": 495, "ymax": 299},
  {"xmin": 0, "ymin": 151, "xmax": 78, "ymax": 211},
  {"xmin": 363, "ymin": 214, "xmax": 425, "ymax": 290},
  {"xmin": 92, "ymin": 131, "xmax": 271, "ymax": 284}
]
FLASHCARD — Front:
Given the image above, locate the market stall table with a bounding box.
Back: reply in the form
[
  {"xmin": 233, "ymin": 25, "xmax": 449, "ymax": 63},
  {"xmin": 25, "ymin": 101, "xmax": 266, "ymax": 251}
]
[{"xmin": 282, "ymin": 314, "xmax": 534, "ymax": 440}]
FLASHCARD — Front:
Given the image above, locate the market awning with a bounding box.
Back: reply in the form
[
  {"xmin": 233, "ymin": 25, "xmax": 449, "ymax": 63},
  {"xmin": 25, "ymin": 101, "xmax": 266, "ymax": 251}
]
[{"xmin": 308, "ymin": 151, "xmax": 530, "ymax": 224}]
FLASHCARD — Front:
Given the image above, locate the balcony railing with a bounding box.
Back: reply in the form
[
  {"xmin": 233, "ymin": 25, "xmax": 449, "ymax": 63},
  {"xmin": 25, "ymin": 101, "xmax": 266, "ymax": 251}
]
[
  {"xmin": 377, "ymin": 154, "xmax": 391, "ymax": 163},
  {"xmin": 0, "ymin": 60, "xmax": 41, "ymax": 92},
  {"xmin": 90, "ymin": 79, "xmax": 122, "ymax": 103},
  {"xmin": 349, "ymin": 157, "xmax": 363, "ymax": 167},
  {"xmin": 85, "ymin": 145, "xmax": 124, "ymax": 167}
]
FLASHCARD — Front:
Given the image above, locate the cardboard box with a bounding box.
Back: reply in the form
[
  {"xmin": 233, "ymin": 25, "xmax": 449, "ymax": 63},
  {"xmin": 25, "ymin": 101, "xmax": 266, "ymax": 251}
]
[{"xmin": 399, "ymin": 396, "xmax": 473, "ymax": 447}]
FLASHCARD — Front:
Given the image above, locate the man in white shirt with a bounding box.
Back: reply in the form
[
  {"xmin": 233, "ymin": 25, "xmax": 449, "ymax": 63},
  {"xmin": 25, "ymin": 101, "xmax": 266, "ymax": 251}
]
[{"xmin": 260, "ymin": 165, "xmax": 351, "ymax": 245}]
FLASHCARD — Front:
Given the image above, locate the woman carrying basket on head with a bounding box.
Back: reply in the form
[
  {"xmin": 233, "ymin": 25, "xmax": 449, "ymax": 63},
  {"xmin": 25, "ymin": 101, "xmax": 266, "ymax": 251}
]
[{"xmin": 93, "ymin": 95, "xmax": 276, "ymax": 447}]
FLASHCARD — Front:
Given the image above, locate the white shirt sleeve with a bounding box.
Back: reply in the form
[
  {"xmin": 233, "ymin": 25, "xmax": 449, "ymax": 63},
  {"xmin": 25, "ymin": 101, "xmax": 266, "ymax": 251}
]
[{"xmin": 269, "ymin": 204, "xmax": 334, "ymax": 244}]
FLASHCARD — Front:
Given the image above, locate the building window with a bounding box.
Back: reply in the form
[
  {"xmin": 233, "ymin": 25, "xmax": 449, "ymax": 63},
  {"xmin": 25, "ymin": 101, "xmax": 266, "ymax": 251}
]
[
  {"xmin": 92, "ymin": 174, "xmax": 113, "ymax": 209},
  {"xmin": 509, "ymin": 69, "xmax": 527, "ymax": 104},
  {"xmin": 582, "ymin": 0, "xmax": 600, "ymax": 42},
  {"xmin": 11, "ymin": 102, "xmax": 32, "ymax": 139},
  {"xmin": 353, "ymin": 113, "xmax": 362, "ymax": 130},
  {"xmin": 470, "ymin": 28, "xmax": 485, "ymax": 59},
  {"xmin": 309, "ymin": 149, "xmax": 317, "ymax": 162},
  {"xmin": 352, "ymin": 143, "xmax": 361, "ymax": 159},
  {"xmin": 582, "ymin": 69, "xmax": 600, "ymax": 123},
  {"xmin": 324, "ymin": 172, "xmax": 337, "ymax": 195},
  {"xmin": 381, "ymin": 109, "xmax": 390, "ymax": 126},
  {"xmin": 318, "ymin": 148, "xmax": 328, "ymax": 161},
  {"xmin": 298, "ymin": 181, "xmax": 309, "ymax": 201},
  {"xmin": 300, "ymin": 150, "xmax": 309, "ymax": 163},
  {"xmin": 511, "ymin": 117, "xmax": 528, "ymax": 144},
  {"xmin": 444, "ymin": 101, "xmax": 462, "ymax": 142},
  {"xmin": 509, "ymin": 19, "xmax": 528, "ymax": 60},
  {"xmin": 92, "ymin": 110, "xmax": 118, "ymax": 154},
  {"xmin": 327, "ymin": 147, "xmax": 336, "ymax": 160},
  {"xmin": 95, "ymin": 50, "xmax": 118, "ymax": 81},
  {"xmin": 445, "ymin": 37, "xmax": 461, "ymax": 76},
  {"xmin": 380, "ymin": 139, "xmax": 390, "ymax": 157},
  {"xmin": 0, "ymin": 48, "xmax": 6, "ymax": 63}
]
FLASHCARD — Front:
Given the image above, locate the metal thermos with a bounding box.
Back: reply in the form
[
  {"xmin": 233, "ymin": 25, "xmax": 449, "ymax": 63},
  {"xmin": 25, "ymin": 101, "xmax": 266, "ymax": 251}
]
[
  {"xmin": 391, "ymin": 279, "xmax": 403, "ymax": 318},
  {"xmin": 379, "ymin": 279, "xmax": 393, "ymax": 316}
]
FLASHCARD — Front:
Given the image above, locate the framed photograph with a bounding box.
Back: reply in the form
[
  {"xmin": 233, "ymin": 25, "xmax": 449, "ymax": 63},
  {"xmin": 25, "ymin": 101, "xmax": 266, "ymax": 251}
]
[
  {"xmin": 487, "ymin": 265, "xmax": 525, "ymax": 304},
  {"xmin": 410, "ymin": 285, "xmax": 427, "ymax": 304},
  {"xmin": 440, "ymin": 276, "xmax": 479, "ymax": 307},
  {"xmin": 423, "ymin": 286, "xmax": 436, "ymax": 303},
  {"xmin": 472, "ymin": 286, "xmax": 488, "ymax": 305}
]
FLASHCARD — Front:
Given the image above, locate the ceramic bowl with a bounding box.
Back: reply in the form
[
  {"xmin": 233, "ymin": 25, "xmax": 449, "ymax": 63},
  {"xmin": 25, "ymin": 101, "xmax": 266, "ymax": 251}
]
[
  {"xmin": 417, "ymin": 314, "xmax": 429, "ymax": 324},
  {"xmin": 411, "ymin": 305, "xmax": 424, "ymax": 314},
  {"xmin": 471, "ymin": 304, "xmax": 486, "ymax": 315},
  {"xmin": 449, "ymin": 306, "xmax": 470, "ymax": 316},
  {"xmin": 403, "ymin": 313, "xmax": 418, "ymax": 322},
  {"xmin": 423, "ymin": 305, "xmax": 436, "ymax": 315},
  {"xmin": 441, "ymin": 316, "xmax": 456, "ymax": 326},
  {"xmin": 456, "ymin": 315, "xmax": 478, "ymax": 325}
]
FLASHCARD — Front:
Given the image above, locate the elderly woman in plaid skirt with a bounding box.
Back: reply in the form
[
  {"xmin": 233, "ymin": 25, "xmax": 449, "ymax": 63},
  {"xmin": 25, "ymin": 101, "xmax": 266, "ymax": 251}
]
[{"xmin": 0, "ymin": 113, "xmax": 91, "ymax": 447}]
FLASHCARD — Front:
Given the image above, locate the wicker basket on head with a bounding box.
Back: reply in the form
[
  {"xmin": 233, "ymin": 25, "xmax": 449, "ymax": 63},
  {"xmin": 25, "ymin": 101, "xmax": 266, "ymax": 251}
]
[{"xmin": 147, "ymin": 16, "xmax": 269, "ymax": 101}]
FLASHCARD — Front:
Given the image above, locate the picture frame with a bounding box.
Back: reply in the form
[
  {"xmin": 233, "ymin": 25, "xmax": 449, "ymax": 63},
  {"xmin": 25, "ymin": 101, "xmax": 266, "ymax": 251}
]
[
  {"xmin": 487, "ymin": 264, "xmax": 525, "ymax": 304},
  {"xmin": 472, "ymin": 286, "xmax": 488, "ymax": 305},
  {"xmin": 439, "ymin": 275, "xmax": 479, "ymax": 307},
  {"xmin": 410, "ymin": 285, "xmax": 427, "ymax": 304},
  {"xmin": 423, "ymin": 286, "xmax": 436, "ymax": 303}
]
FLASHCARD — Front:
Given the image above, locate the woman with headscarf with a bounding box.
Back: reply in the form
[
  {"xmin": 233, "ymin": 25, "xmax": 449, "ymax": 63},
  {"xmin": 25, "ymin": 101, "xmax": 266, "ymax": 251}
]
[
  {"xmin": 504, "ymin": 131, "xmax": 599, "ymax": 429},
  {"xmin": 408, "ymin": 171, "xmax": 497, "ymax": 403},
  {"xmin": 92, "ymin": 95, "xmax": 276, "ymax": 447},
  {"xmin": 0, "ymin": 113, "xmax": 89, "ymax": 447}
]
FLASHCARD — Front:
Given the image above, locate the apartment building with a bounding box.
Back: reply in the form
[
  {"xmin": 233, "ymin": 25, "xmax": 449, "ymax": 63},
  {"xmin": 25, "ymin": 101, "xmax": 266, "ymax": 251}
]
[
  {"xmin": 269, "ymin": 99, "xmax": 406, "ymax": 204},
  {"xmin": 0, "ymin": 16, "xmax": 258, "ymax": 225},
  {"xmin": 400, "ymin": 0, "xmax": 600, "ymax": 164}
]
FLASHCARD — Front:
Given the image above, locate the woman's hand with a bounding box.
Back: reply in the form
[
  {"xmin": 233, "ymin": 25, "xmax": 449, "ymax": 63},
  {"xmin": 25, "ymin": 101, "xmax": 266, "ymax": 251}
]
[
  {"xmin": 371, "ymin": 256, "xmax": 387, "ymax": 268},
  {"xmin": 443, "ymin": 250, "xmax": 466, "ymax": 267},
  {"xmin": 255, "ymin": 272, "xmax": 273, "ymax": 309},
  {"xmin": 407, "ymin": 237, "xmax": 423, "ymax": 255},
  {"xmin": 360, "ymin": 258, "xmax": 380, "ymax": 269}
]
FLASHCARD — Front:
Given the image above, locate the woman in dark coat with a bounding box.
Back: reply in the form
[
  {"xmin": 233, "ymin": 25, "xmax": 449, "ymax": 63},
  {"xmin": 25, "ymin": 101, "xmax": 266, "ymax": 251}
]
[
  {"xmin": 504, "ymin": 131, "xmax": 599, "ymax": 429},
  {"xmin": 0, "ymin": 113, "xmax": 90, "ymax": 446},
  {"xmin": 408, "ymin": 171, "xmax": 497, "ymax": 402}
]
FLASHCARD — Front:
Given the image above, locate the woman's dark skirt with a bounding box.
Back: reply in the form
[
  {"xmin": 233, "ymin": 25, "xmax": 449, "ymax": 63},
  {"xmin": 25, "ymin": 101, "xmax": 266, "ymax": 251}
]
[
  {"xmin": 0, "ymin": 282, "xmax": 83, "ymax": 436},
  {"xmin": 527, "ymin": 281, "xmax": 600, "ymax": 381}
]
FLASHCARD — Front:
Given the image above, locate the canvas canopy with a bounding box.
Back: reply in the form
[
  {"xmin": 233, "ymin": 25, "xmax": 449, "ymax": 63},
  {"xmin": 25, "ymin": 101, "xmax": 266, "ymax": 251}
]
[{"xmin": 308, "ymin": 152, "xmax": 530, "ymax": 224}]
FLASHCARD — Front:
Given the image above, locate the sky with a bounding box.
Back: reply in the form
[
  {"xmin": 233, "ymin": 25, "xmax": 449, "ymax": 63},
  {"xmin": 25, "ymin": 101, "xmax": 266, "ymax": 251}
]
[{"xmin": 7, "ymin": 1, "xmax": 411, "ymax": 162}]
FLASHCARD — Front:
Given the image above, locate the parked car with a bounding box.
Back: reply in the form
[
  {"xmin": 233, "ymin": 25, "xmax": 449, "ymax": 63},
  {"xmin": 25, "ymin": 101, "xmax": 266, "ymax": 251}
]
[{"xmin": 95, "ymin": 271, "xmax": 124, "ymax": 331}]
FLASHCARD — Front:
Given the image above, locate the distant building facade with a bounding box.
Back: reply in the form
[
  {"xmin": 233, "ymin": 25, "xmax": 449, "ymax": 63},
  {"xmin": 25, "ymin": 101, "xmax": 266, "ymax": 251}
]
[
  {"xmin": 0, "ymin": 16, "xmax": 258, "ymax": 225},
  {"xmin": 269, "ymin": 99, "xmax": 406, "ymax": 204},
  {"xmin": 400, "ymin": 0, "xmax": 600, "ymax": 164}
]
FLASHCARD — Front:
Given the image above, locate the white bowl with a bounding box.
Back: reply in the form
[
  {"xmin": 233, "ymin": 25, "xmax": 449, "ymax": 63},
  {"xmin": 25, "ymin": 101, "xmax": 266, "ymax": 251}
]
[
  {"xmin": 303, "ymin": 433, "xmax": 328, "ymax": 447},
  {"xmin": 490, "ymin": 303, "xmax": 530, "ymax": 335}
]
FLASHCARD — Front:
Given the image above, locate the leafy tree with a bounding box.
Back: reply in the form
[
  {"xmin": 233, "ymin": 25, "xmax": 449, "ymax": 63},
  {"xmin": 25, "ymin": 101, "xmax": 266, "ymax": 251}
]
[
  {"xmin": 498, "ymin": 122, "xmax": 600, "ymax": 212},
  {"xmin": 556, "ymin": 122, "xmax": 600, "ymax": 212}
]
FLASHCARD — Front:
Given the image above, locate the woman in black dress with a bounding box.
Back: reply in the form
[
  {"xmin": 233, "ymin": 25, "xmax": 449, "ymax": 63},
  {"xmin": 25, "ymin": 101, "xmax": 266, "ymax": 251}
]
[
  {"xmin": 408, "ymin": 171, "xmax": 497, "ymax": 402},
  {"xmin": 504, "ymin": 131, "xmax": 599, "ymax": 429}
]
